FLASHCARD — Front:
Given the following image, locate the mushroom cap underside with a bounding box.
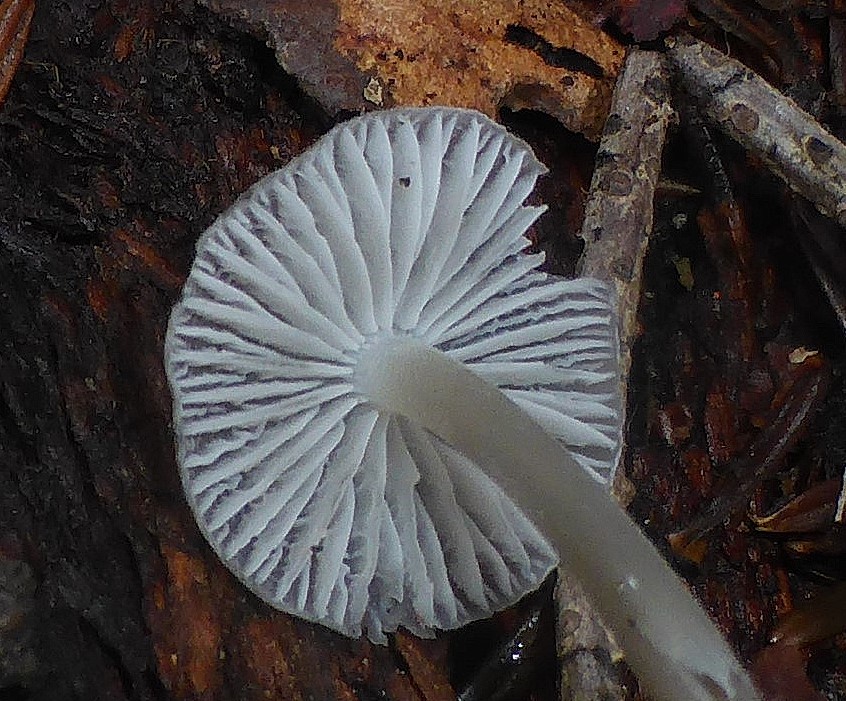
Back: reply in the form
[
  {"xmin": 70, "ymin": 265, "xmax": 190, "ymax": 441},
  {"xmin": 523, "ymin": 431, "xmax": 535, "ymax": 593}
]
[{"xmin": 165, "ymin": 107, "xmax": 621, "ymax": 641}]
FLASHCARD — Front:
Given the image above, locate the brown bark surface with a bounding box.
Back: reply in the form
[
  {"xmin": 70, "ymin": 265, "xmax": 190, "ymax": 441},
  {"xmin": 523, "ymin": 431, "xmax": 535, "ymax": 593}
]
[
  {"xmin": 2, "ymin": 2, "xmax": 846, "ymax": 701},
  {"xmin": 0, "ymin": 3, "xmax": 427, "ymax": 699}
]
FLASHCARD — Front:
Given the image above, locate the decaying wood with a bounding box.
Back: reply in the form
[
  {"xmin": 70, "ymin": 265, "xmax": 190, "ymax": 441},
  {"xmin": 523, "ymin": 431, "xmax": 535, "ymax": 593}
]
[
  {"xmin": 4, "ymin": 2, "xmax": 846, "ymax": 700},
  {"xmin": 0, "ymin": 4, "xmax": 436, "ymax": 699},
  {"xmin": 667, "ymin": 34, "xmax": 846, "ymax": 229},
  {"xmin": 200, "ymin": 0, "xmax": 624, "ymax": 138}
]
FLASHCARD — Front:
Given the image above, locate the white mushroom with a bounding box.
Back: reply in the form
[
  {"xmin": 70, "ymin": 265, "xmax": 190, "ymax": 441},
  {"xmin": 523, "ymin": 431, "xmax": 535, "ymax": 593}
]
[{"xmin": 165, "ymin": 107, "xmax": 762, "ymax": 701}]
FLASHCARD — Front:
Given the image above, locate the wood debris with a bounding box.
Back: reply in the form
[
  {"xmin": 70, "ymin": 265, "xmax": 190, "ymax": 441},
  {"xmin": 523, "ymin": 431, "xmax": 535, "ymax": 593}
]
[
  {"xmin": 668, "ymin": 34, "xmax": 846, "ymax": 229},
  {"xmin": 577, "ymin": 48, "xmax": 674, "ymax": 493},
  {"xmin": 200, "ymin": 0, "xmax": 624, "ymax": 138}
]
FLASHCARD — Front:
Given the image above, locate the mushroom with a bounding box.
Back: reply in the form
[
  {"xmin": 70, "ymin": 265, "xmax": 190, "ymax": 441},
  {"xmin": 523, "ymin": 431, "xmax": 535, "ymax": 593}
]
[{"xmin": 165, "ymin": 107, "xmax": 762, "ymax": 701}]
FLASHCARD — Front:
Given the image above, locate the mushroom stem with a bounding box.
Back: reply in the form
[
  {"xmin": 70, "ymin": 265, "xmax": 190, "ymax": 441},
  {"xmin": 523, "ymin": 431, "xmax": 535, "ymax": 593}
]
[{"xmin": 354, "ymin": 335, "xmax": 762, "ymax": 701}]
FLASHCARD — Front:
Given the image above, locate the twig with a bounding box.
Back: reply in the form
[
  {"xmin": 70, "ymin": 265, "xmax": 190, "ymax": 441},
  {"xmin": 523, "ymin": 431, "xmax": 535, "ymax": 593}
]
[
  {"xmin": 577, "ymin": 48, "xmax": 674, "ymax": 492},
  {"xmin": 566, "ymin": 49, "xmax": 672, "ymax": 700},
  {"xmin": 667, "ymin": 34, "xmax": 846, "ymax": 230}
]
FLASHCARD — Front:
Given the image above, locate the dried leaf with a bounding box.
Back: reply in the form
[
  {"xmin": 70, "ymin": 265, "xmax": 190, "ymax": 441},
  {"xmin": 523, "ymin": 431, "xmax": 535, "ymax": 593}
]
[
  {"xmin": 200, "ymin": 0, "xmax": 624, "ymax": 138},
  {"xmin": 772, "ymin": 581, "xmax": 846, "ymax": 648},
  {"xmin": 752, "ymin": 642, "xmax": 826, "ymax": 701},
  {"xmin": 751, "ymin": 478, "xmax": 841, "ymax": 534}
]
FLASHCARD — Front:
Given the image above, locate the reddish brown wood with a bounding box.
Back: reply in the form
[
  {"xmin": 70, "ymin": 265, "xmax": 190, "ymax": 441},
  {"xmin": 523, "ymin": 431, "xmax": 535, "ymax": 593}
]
[
  {"xmin": 3, "ymin": 3, "xmax": 846, "ymax": 701},
  {"xmin": 0, "ymin": 0, "xmax": 34, "ymax": 106}
]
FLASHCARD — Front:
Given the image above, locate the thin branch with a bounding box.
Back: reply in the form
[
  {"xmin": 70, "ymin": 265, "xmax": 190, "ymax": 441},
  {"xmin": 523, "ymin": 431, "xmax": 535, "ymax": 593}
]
[
  {"xmin": 577, "ymin": 48, "xmax": 674, "ymax": 493},
  {"xmin": 667, "ymin": 34, "xmax": 846, "ymax": 230}
]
